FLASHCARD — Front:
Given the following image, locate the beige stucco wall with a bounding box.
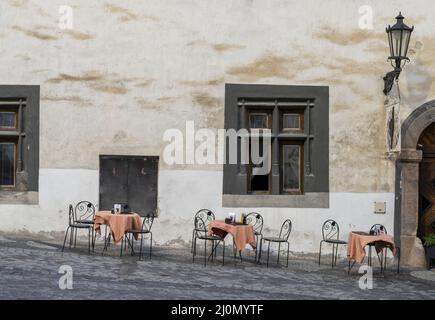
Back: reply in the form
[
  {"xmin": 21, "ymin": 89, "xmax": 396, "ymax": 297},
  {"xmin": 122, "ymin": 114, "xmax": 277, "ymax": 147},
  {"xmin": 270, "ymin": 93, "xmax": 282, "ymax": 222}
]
[
  {"xmin": 0, "ymin": 1, "xmax": 434, "ymax": 256},
  {"xmin": 2, "ymin": 0, "xmax": 434, "ymax": 191}
]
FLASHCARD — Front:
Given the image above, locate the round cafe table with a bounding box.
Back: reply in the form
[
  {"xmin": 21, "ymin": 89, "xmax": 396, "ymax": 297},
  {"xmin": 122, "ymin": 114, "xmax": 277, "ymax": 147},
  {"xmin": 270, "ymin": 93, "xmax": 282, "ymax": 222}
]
[
  {"xmin": 94, "ymin": 211, "xmax": 142, "ymax": 243},
  {"xmin": 208, "ymin": 220, "xmax": 256, "ymax": 261},
  {"xmin": 347, "ymin": 231, "xmax": 397, "ymax": 273}
]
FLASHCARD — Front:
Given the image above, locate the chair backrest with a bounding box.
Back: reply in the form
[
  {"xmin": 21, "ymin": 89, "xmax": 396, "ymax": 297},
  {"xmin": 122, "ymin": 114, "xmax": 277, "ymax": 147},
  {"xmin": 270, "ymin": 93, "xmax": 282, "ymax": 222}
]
[
  {"xmin": 68, "ymin": 204, "xmax": 74, "ymax": 225},
  {"xmin": 279, "ymin": 219, "xmax": 292, "ymax": 241},
  {"xmin": 370, "ymin": 224, "xmax": 387, "ymax": 235},
  {"xmin": 322, "ymin": 219, "xmax": 340, "ymax": 241},
  {"xmin": 141, "ymin": 215, "xmax": 154, "ymax": 233},
  {"xmin": 194, "ymin": 209, "xmax": 215, "ymax": 229},
  {"xmin": 75, "ymin": 201, "xmax": 95, "ymax": 221},
  {"xmin": 246, "ymin": 212, "xmax": 264, "ymax": 235},
  {"xmin": 193, "ymin": 209, "xmax": 215, "ymax": 236}
]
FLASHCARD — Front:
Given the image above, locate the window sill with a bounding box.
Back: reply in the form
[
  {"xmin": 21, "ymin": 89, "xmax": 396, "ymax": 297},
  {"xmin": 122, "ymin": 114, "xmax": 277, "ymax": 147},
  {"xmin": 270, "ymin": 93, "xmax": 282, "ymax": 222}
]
[
  {"xmin": 0, "ymin": 191, "xmax": 38, "ymax": 205},
  {"xmin": 222, "ymin": 192, "xmax": 329, "ymax": 208}
]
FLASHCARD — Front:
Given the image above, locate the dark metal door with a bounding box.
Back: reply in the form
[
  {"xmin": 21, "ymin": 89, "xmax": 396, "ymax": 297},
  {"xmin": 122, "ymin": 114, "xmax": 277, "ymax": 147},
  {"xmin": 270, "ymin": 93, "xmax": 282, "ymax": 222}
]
[
  {"xmin": 99, "ymin": 157, "xmax": 128, "ymax": 210},
  {"xmin": 127, "ymin": 157, "xmax": 158, "ymax": 216},
  {"xmin": 99, "ymin": 156, "xmax": 158, "ymax": 216}
]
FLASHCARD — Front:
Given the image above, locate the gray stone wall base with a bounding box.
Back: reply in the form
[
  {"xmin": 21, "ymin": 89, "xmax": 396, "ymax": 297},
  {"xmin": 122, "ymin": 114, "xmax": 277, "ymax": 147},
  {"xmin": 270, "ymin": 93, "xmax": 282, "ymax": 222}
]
[{"xmin": 400, "ymin": 235, "xmax": 426, "ymax": 268}]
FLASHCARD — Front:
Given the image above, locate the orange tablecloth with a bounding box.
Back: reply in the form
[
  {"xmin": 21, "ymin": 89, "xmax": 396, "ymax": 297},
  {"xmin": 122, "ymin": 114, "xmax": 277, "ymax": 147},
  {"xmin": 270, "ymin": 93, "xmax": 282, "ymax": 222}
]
[
  {"xmin": 208, "ymin": 220, "xmax": 256, "ymax": 251},
  {"xmin": 347, "ymin": 231, "xmax": 397, "ymax": 263},
  {"xmin": 94, "ymin": 211, "xmax": 142, "ymax": 243}
]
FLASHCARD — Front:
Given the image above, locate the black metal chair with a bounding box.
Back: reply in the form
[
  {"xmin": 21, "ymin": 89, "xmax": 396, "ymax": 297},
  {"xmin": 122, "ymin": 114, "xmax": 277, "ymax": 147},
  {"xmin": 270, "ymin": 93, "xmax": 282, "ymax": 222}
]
[
  {"xmin": 259, "ymin": 219, "xmax": 292, "ymax": 268},
  {"xmin": 191, "ymin": 209, "xmax": 215, "ymax": 253},
  {"xmin": 368, "ymin": 224, "xmax": 400, "ymax": 273},
  {"xmin": 74, "ymin": 201, "xmax": 95, "ymax": 224},
  {"xmin": 192, "ymin": 215, "xmax": 225, "ymax": 266},
  {"xmin": 121, "ymin": 214, "xmax": 154, "ymax": 260},
  {"xmin": 245, "ymin": 212, "xmax": 264, "ymax": 262},
  {"xmin": 74, "ymin": 201, "xmax": 96, "ymax": 250},
  {"xmin": 318, "ymin": 219, "xmax": 347, "ymax": 268},
  {"xmin": 62, "ymin": 204, "xmax": 94, "ymax": 253}
]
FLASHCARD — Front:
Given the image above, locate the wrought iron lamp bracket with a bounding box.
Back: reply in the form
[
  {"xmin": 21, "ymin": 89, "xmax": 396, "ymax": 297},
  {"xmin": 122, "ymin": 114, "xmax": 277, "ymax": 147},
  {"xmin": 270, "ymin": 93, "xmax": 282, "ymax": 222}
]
[{"xmin": 383, "ymin": 67, "xmax": 402, "ymax": 95}]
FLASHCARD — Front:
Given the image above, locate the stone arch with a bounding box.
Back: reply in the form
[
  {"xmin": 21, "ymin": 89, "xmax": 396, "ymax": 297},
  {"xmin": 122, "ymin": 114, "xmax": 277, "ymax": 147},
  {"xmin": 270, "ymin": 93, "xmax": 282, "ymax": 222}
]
[
  {"xmin": 398, "ymin": 99, "xmax": 435, "ymax": 268},
  {"xmin": 402, "ymin": 99, "xmax": 435, "ymax": 149}
]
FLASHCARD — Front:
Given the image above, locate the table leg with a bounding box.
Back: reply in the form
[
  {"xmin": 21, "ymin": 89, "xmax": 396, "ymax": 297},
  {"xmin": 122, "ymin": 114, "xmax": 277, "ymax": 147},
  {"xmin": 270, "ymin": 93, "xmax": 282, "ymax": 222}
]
[
  {"xmin": 348, "ymin": 260, "xmax": 356, "ymax": 274},
  {"xmin": 102, "ymin": 226, "xmax": 111, "ymax": 255}
]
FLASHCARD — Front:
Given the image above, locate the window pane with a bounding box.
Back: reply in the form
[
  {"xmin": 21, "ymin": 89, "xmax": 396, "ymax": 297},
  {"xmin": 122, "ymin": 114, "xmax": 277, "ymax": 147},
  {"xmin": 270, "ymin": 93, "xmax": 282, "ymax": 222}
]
[
  {"xmin": 0, "ymin": 112, "xmax": 16, "ymax": 129},
  {"xmin": 250, "ymin": 113, "xmax": 268, "ymax": 129},
  {"xmin": 250, "ymin": 139, "xmax": 269, "ymax": 192},
  {"xmin": 283, "ymin": 114, "xmax": 300, "ymax": 130},
  {"xmin": 0, "ymin": 143, "xmax": 15, "ymax": 186},
  {"xmin": 282, "ymin": 145, "xmax": 300, "ymax": 191}
]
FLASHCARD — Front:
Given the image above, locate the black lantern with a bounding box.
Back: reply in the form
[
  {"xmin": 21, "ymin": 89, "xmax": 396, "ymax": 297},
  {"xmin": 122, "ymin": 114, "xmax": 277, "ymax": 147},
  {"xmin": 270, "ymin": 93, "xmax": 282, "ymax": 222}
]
[{"xmin": 383, "ymin": 12, "xmax": 414, "ymax": 95}]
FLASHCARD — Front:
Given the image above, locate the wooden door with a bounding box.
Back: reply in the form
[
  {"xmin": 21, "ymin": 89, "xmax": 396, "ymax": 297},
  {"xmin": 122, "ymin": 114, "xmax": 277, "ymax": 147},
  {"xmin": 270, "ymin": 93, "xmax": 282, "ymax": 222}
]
[{"xmin": 418, "ymin": 123, "xmax": 435, "ymax": 238}]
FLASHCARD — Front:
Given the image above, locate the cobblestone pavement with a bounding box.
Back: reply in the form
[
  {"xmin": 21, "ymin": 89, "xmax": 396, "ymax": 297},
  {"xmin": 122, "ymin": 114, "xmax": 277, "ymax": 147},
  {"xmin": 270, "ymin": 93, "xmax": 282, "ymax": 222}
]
[{"xmin": 0, "ymin": 235, "xmax": 434, "ymax": 300}]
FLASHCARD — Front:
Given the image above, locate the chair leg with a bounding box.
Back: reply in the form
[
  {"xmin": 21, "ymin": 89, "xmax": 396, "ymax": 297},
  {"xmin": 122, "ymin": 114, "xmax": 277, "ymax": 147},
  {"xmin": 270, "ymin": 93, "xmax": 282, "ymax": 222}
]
[
  {"xmin": 149, "ymin": 232, "xmax": 153, "ymax": 259},
  {"xmin": 139, "ymin": 234, "xmax": 144, "ymax": 260},
  {"xmin": 222, "ymin": 240, "xmax": 225, "ymax": 266},
  {"xmin": 88, "ymin": 228, "xmax": 91, "ymax": 253},
  {"xmin": 368, "ymin": 245, "xmax": 372, "ymax": 268},
  {"xmin": 266, "ymin": 241, "xmax": 271, "ymax": 268},
  {"xmin": 204, "ymin": 239, "xmax": 207, "ymax": 267},
  {"xmin": 277, "ymin": 243, "xmax": 281, "ymax": 264},
  {"xmin": 62, "ymin": 227, "xmax": 70, "ymax": 252},
  {"xmin": 74, "ymin": 228, "xmax": 77, "ymax": 248},
  {"xmin": 257, "ymin": 238, "xmax": 263, "ymax": 264},
  {"xmin": 286, "ymin": 242, "xmax": 290, "ymax": 268},
  {"xmin": 331, "ymin": 243, "xmax": 335, "ymax": 268},
  {"xmin": 69, "ymin": 226, "xmax": 74, "ymax": 248},
  {"xmin": 254, "ymin": 235, "xmax": 258, "ymax": 262},
  {"xmin": 120, "ymin": 236, "xmax": 124, "ymax": 257},
  {"xmin": 233, "ymin": 241, "xmax": 237, "ymax": 265},
  {"xmin": 318, "ymin": 241, "xmax": 323, "ymax": 265},
  {"xmin": 90, "ymin": 228, "xmax": 94, "ymax": 252},
  {"xmin": 92, "ymin": 228, "xmax": 96, "ymax": 252},
  {"xmin": 192, "ymin": 236, "xmax": 196, "ymax": 263}
]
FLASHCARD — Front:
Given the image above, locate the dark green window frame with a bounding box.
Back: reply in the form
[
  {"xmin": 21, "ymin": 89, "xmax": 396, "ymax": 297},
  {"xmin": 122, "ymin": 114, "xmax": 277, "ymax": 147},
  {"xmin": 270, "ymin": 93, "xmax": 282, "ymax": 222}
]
[{"xmin": 222, "ymin": 83, "xmax": 329, "ymax": 208}]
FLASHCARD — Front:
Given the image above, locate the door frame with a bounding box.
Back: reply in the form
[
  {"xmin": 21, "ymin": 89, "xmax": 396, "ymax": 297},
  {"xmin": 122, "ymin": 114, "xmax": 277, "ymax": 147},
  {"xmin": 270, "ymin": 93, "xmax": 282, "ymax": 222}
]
[{"xmin": 397, "ymin": 99, "xmax": 435, "ymax": 267}]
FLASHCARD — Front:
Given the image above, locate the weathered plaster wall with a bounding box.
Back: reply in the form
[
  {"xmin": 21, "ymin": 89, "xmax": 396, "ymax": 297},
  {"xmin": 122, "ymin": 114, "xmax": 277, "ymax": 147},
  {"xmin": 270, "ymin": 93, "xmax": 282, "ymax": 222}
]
[
  {"xmin": 0, "ymin": 0, "xmax": 434, "ymax": 253},
  {"xmin": 0, "ymin": 168, "xmax": 394, "ymax": 256}
]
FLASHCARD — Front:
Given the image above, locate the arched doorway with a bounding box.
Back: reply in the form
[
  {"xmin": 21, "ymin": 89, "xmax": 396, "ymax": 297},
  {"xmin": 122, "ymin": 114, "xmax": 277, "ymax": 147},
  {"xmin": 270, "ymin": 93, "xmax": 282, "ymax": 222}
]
[
  {"xmin": 398, "ymin": 99, "xmax": 435, "ymax": 268},
  {"xmin": 418, "ymin": 123, "xmax": 435, "ymax": 239}
]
